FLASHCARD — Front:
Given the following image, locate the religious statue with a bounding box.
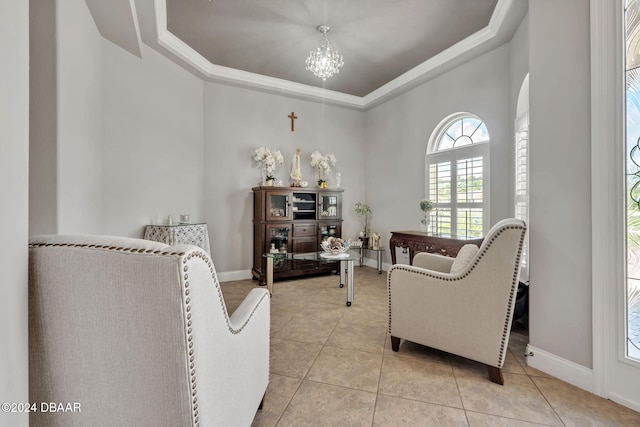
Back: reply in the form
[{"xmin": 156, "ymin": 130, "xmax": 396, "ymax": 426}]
[{"xmin": 290, "ymin": 148, "xmax": 302, "ymax": 186}]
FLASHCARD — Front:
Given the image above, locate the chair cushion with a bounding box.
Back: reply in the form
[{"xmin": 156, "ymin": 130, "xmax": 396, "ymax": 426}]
[{"xmin": 449, "ymin": 244, "xmax": 479, "ymax": 275}]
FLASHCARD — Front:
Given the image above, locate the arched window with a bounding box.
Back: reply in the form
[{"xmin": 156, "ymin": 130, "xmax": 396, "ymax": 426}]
[{"xmin": 425, "ymin": 113, "xmax": 489, "ymax": 238}]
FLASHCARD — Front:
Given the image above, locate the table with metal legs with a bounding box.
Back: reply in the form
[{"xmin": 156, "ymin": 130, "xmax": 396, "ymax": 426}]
[
  {"xmin": 338, "ymin": 257, "xmax": 355, "ymax": 306},
  {"xmin": 352, "ymin": 246, "xmax": 385, "ymax": 274},
  {"xmin": 264, "ymin": 251, "xmax": 360, "ymax": 306}
]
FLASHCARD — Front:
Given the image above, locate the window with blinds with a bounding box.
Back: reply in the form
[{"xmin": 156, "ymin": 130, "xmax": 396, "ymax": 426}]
[
  {"xmin": 426, "ymin": 115, "xmax": 489, "ymax": 238},
  {"xmin": 515, "ymin": 112, "xmax": 529, "ymax": 281}
]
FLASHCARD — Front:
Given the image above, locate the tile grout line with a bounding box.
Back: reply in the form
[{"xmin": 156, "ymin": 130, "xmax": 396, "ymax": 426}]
[
  {"xmin": 527, "ymin": 371, "xmax": 567, "ymax": 427},
  {"xmin": 369, "ymin": 331, "xmax": 389, "ymax": 426},
  {"xmin": 449, "ymin": 352, "xmax": 472, "ymax": 426},
  {"xmin": 507, "ymin": 342, "xmax": 567, "ymax": 427}
]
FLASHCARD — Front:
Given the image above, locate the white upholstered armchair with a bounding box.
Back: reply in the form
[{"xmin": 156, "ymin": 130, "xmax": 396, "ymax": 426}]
[
  {"xmin": 387, "ymin": 218, "xmax": 527, "ymax": 385},
  {"xmin": 29, "ymin": 235, "xmax": 270, "ymax": 426}
]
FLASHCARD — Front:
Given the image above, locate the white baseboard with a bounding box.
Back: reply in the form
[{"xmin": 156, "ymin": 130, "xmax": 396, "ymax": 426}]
[
  {"xmin": 526, "ymin": 344, "xmax": 594, "ymax": 393},
  {"xmin": 609, "ymin": 392, "xmax": 640, "ymax": 413},
  {"xmin": 218, "ymin": 261, "xmax": 391, "ymax": 283},
  {"xmin": 360, "ymin": 257, "xmax": 391, "ymax": 274},
  {"xmin": 217, "ymin": 269, "xmax": 252, "ymax": 282},
  {"xmin": 218, "ymin": 260, "xmax": 392, "ymax": 283}
]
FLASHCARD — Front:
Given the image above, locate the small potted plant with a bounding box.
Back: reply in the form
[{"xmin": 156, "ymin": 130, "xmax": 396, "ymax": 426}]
[
  {"xmin": 420, "ymin": 199, "xmax": 434, "ymax": 232},
  {"xmin": 355, "ymin": 202, "xmax": 372, "ymax": 244}
]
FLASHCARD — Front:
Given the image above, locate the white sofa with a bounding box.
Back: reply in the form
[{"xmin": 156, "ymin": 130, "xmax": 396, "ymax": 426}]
[
  {"xmin": 387, "ymin": 218, "xmax": 527, "ymax": 384},
  {"xmin": 29, "ymin": 235, "xmax": 270, "ymax": 426}
]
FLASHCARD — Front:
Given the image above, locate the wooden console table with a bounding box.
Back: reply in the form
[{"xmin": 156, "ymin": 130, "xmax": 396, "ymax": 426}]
[{"xmin": 389, "ymin": 231, "xmax": 483, "ymax": 265}]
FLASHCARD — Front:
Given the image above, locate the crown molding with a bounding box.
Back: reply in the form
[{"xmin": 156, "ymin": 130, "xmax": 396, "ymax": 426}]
[
  {"xmin": 154, "ymin": 0, "xmax": 515, "ymax": 111},
  {"xmin": 86, "ymin": 0, "xmax": 142, "ymax": 58}
]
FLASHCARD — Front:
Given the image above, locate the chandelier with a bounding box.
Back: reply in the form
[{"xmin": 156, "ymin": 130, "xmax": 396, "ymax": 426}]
[{"xmin": 305, "ymin": 25, "xmax": 344, "ymax": 80}]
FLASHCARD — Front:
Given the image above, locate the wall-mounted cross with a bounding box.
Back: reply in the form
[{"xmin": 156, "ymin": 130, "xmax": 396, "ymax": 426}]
[{"xmin": 288, "ymin": 112, "xmax": 298, "ymax": 131}]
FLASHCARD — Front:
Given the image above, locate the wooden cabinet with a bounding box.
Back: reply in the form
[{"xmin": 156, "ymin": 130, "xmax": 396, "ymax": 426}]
[
  {"xmin": 389, "ymin": 231, "xmax": 483, "ymax": 265},
  {"xmin": 252, "ymin": 186, "xmax": 344, "ymax": 285}
]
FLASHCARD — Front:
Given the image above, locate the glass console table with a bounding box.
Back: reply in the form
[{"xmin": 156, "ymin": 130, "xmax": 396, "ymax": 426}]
[
  {"xmin": 351, "ymin": 245, "xmax": 385, "ymax": 273},
  {"xmin": 264, "ymin": 251, "xmax": 360, "ymax": 306}
]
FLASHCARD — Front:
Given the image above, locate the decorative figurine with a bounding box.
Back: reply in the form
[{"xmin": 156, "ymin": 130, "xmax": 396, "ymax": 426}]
[
  {"xmin": 290, "ymin": 148, "xmax": 302, "ymax": 187},
  {"xmin": 370, "ymin": 232, "xmax": 381, "ymax": 249}
]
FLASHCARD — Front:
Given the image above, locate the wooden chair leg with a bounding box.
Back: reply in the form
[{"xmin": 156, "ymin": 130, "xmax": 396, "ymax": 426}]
[
  {"xmin": 390, "ymin": 336, "xmax": 400, "ymax": 351},
  {"xmin": 487, "ymin": 365, "xmax": 504, "ymax": 385},
  {"xmin": 258, "ymin": 395, "xmax": 265, "ymax": 410}
]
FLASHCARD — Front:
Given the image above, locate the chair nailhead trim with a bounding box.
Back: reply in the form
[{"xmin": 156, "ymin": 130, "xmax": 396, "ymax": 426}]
[
  {"xmin": 179, "ymin": 249, "xmax": 271, "ymax": 425},
  {"xmin": 28, "ymin": 241, "xmax": 187, "ymax": 257}
]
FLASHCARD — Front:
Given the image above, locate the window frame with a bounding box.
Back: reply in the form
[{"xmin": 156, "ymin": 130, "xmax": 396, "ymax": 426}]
[
  {"xmin": 425, "ymin": 113, "xmax": 490, "ymax": 238},
  {"xmin": 514, "ymin": 110, "xmax": 529, "ymax": 281}
]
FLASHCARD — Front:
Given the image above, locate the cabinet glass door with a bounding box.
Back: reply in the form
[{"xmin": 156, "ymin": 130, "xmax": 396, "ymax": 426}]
[
  {"xmin": 320, "ymin": 224, "xmax": 341, "ymax": 242},
  {"xmin": 320, "ymin": 194, "xmax": 340, "ymax": 219},
  {"xmin": 268, "ymin": 225, "xmax": 290, "ymax": 270},
  {"xmin": 267, "ymin": 191, "xmax": 290, "ymax": 220}
]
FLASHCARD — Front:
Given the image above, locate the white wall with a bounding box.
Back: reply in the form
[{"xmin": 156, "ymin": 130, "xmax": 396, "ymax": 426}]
[
  {"xmin": 29, "ymin": 0, "xmax": 58, "ymax": 235},
  {"xmin": 101, "ymin": 41, "xmax": 204, "ymax": 238},
  {"xmin": 30, "ymin": 0, "xmax": 103, "ymax": 235},
  {"xmin": 364, "ymin": 44, "xmax": 514, "ymax": 264},
  {"xmin": 203, "ymin": 82, "xmax": 366, "ymax": 274},
  {"xmin": 528, "ymin": 0, "xmax": 592, "ymax": 368},
  {"xmin": 29, "ymin": 0, "xmax": 204, "ymax": 239},
  {"xmin": 511, "ymin": 13, "xmax": 530, "ymax": 122},
  {"xmin": 0, "ymin": 1, "xmax": 29, "ymax": 426},
  {"xmin": 510, "ymin": 12, "xmax": 530, "ymax": 213},
  {"xmin": 56, "ymin": 0, "xmax": 103, "ymax": 234}
]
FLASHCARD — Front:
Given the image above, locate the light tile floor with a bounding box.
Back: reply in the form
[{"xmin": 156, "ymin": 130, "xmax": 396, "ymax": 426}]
[{"xmin": 220, "ymin": 267, "xmax": 640, "ymax": 427}]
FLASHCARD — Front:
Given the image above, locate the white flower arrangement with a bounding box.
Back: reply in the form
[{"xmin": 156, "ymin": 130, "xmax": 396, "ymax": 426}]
[
  {"xmin": 253, "ymin": 147, "xmax": 284, "ymax": 180},
  {"xmin": 309, "ymin": 151, "xmax": 337, "ymax": 184}
]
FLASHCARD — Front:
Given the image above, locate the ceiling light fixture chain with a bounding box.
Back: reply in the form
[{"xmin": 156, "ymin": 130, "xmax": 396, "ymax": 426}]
[{"xmin": 305, "ymin": 25, "xmax": 344, "ymax": 81}]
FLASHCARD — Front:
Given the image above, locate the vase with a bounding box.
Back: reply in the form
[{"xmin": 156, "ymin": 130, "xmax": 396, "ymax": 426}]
[
  {"xmin": 317, "ymin": 168, "xmax": 326, "ymax": 188},
  {"xmin": 266, "ymin": 179, "xmax": 274, "ymax": 186},
  {"xmin": 420, "ymin": 215, "xmax": 430, "ymax": 233}
]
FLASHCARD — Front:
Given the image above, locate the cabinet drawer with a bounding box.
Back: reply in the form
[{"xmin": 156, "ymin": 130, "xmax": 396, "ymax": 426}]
[
  {"xmin": 292, "ymin": 237, "xmax": 317, "ymax": 253},
  {"xmin": 293, "ymin": 223, "xmax": 316, "ymax": 237}
]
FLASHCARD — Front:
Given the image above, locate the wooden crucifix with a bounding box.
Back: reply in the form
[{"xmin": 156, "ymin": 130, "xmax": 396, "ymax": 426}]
[{"xmin": 288, "ymin": 112, "xmax": 298, "ymax": 131}]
